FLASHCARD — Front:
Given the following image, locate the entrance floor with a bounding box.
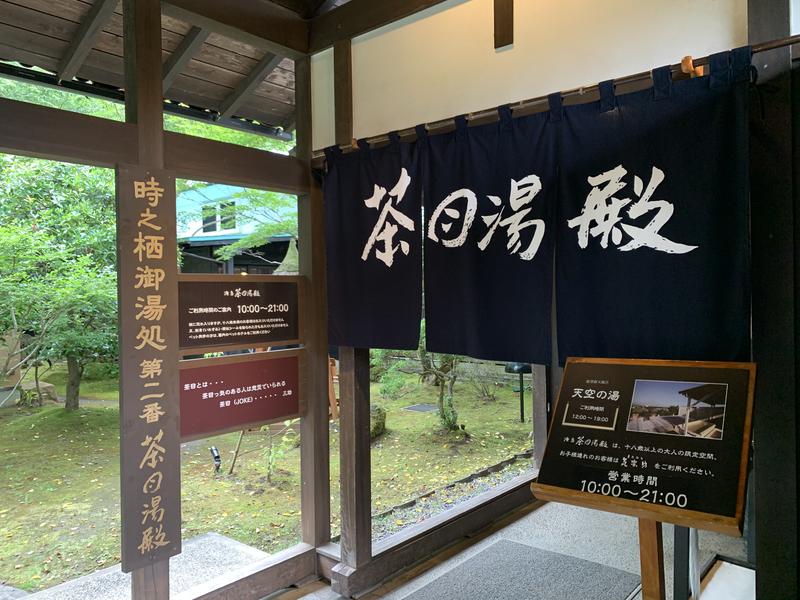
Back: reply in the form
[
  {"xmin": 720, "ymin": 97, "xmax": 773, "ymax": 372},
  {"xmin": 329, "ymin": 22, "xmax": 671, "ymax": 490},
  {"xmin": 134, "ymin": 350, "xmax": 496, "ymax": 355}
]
[
  {"xmin": 277, "ymin": 501, "xmax": 746, "ymax": 600},
  {"xmin": 24, "ymin": 533, "xmax": 270, "ymax": 599}
]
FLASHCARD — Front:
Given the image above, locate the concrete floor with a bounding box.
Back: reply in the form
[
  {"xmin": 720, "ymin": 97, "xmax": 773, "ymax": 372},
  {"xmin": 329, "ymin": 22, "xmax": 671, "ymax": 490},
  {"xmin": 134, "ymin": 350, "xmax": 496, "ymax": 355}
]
[{"xmin": 278, "ymin": 502, "xmax": 746, "ymax": 600}]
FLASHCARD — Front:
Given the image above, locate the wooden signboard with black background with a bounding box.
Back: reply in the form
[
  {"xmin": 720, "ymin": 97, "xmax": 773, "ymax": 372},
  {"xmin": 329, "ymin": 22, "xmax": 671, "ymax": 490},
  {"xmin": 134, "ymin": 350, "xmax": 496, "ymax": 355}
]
[
  {"xmin": 533, "ymin": 358, "xmax": 756, "ymax": 536},
  {"xmin": 177, "ymin": 274, "xmax": 301, "ymax": 355}
]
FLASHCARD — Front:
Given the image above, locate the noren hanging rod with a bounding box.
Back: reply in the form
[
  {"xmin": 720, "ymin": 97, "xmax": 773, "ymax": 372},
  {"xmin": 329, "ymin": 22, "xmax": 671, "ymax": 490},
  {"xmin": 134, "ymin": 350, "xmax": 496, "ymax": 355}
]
[{"xmin": 311, "ymin": 33, "xmax": 800, "ymax": 162}]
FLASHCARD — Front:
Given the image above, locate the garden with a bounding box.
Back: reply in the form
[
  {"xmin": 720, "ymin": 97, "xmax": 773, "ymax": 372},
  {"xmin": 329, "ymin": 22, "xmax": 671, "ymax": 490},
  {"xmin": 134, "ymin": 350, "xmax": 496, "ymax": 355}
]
[
  {"xmin": 0, "ymin": 75, "xmax": 533, "ymax": 593},
  {"xmin": 0, "ymin": 360, "xmax": 533, "ymax": 592}
]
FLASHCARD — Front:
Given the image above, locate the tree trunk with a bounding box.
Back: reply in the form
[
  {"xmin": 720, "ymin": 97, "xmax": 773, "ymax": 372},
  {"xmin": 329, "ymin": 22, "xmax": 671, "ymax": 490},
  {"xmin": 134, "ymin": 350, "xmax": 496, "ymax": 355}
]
[
  {"xmin": 33, "ymin": 361, "xmax": 43, "ymax": 406},
  {"xmin": 65, "ymin": 357, "xmax": 83, "ymax": 411}
]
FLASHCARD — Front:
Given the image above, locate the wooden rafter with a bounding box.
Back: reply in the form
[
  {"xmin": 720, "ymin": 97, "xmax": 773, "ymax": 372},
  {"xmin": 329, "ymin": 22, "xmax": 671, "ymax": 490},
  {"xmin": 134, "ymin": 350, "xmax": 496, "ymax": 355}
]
[
  {"xmin": 162, "ymin": 26, "xmax": 209, "ymax": 93},
  {"xmin": 162, "ymin": 0, "xmax": 308, "ymax": 59},
  {"xmin": 311, "ymin": 0, "xmax": 339, "ymax": 17},
  {"xmin": 309, "ymin": 0, "xmax": 451, "ymax": 52},
  {"xmin": 218, "ymin": 52, "xmax": 284, "ymax": 121},
  {"xmin": 57, "ymin": 0, "xmax": 118, "ymax": 82},
  {"xmin": 267, "ymin": 0, "xmax": 313, "ymax": 17}
]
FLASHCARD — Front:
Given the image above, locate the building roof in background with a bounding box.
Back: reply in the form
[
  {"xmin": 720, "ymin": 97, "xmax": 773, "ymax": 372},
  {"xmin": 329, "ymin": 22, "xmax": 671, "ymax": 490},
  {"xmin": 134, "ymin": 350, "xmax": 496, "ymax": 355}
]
[{"xmin": 177, "ymin": 182, "xmax": 295, "ymax": 244}]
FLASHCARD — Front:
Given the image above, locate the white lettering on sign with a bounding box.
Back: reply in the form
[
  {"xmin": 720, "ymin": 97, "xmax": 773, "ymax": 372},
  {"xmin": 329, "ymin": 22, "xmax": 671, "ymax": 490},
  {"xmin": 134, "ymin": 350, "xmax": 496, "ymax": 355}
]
[{"xmin": 568, "ymin": 165, "xmax": 698, "ymax": 254}]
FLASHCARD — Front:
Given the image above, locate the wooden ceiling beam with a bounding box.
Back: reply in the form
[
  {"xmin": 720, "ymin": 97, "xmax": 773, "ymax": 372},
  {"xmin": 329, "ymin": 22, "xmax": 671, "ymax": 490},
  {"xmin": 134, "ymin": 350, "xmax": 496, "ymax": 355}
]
[
  {"xmin": 267, "ymin": 0, "xmax": 314, "ymax": 17},
  {"xmin": 218, "ymin": 52, "xmax": 285, "ymax": 120},
  {"xmin": 310, "ymin": 0, "xmax": 338, "ymax": 18},
  {"xmin": 162, "ymin": 0, "xmax": 309, "ymax": 59},
  {"xmin": 309, "ymin": 0, "xmax": 452, "ymax": 52},
  {"xmin": 162, "ymin": 26, "xmax": 209, "ymax": 93},
  {"xmin": 0, "ymin": 96, "xmax": 309, "ymax": 193},
  {"xmin": 57, "ymin": 0, "xmax": 119, "ymax": 81}
]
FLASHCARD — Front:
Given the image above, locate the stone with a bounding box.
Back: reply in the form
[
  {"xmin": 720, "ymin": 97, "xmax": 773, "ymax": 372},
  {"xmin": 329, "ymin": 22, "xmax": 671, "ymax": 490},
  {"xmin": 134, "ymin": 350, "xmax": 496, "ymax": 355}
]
[
  {"xmin": 0, "ymin": 387, "xmax": 20, "ymax": 408},
  {"xmin": 0, "ymin": 584, "xmax": 28, "ymax": 599},
  {"xmin": 18, "ymin": 381, "xmax": 58, "ymax": 405},
  {"xmin": 25, "ymin": 533, "xmax": 269, "ymax": 599}
]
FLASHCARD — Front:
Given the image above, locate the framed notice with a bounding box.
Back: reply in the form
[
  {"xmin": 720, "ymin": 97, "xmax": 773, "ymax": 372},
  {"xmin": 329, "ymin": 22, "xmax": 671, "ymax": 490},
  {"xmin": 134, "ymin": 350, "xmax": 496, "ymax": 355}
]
[
  {"xmin": 179, "ymin": 350, "xmax": 301, "ymax": 441},
  {"xmin": 177, "ymin": 274, "xmax": 301, "ymax": 354},
  {"xmin": 532, "ymin": 358, "xmax": 755, "ymax": 535}
]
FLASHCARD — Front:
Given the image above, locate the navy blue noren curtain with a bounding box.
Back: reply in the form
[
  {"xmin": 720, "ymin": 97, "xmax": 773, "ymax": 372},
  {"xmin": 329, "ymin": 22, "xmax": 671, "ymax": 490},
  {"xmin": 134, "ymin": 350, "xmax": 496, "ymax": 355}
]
[
  {"xmin": 421, "ymin": 108, "xmax": 555, "ymax": 364},
  {"xmin": 324, "ymin": 135, "xmax": 423, "ymax": 350},
  {"xmin": 555, "ymin": 47, "xmax": 752, "ymax": 364}
]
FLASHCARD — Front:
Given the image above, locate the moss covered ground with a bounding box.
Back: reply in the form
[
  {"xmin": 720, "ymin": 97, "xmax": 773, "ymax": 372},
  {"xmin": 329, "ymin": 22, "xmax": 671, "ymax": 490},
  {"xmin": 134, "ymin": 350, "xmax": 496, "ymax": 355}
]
[{"xmin": 0, "ymin": 367, "xmax": 531, "ymax": 591}]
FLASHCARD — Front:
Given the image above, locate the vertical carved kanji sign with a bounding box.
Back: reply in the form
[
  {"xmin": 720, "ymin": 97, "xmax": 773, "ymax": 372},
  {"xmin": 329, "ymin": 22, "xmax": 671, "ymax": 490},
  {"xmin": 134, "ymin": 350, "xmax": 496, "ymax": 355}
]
[{"xmin": 116, "ymin": 166, "xmax": 181, "ymax": 571}]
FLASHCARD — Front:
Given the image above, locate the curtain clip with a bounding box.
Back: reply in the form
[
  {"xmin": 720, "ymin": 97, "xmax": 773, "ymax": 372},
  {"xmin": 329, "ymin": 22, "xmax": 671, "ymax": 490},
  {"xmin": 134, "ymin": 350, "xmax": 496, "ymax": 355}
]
[{"xmin": 681, "ymin": 56, "xmax": 705, "ymax": 78}]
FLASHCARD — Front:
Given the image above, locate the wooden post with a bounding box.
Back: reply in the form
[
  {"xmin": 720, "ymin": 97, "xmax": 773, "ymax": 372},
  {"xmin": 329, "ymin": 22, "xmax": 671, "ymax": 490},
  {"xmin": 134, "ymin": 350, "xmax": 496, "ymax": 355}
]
[
  {"xmin": 228, "ymin": 430, "xmax": 245, "ymax": 475},
  {"xmin": 493, "ymin": 0, "xmax": 514, "ymax": 49},
  {"xmin": 122, "ymin": 1, "xmax": 175, "ymax": 598},
  {"xmin": 333, "ymin": 39, "xmax": 353, "ymax": 148},
  {"xmin": 638, "ymin": 519, "xmax": 666, "ymax": 600},
  {"xmin": 331, "ymin": 37, "xmax": 373, "ymax": 572},
  {"xmin": 124, "ymin": 0, "xmax": 165, "ymax": 168},
  {"xmin": 131, "ymin": 561, "xmax": 170, "ymax": 600},
  {"xmin": 749, "ymin": 2, "xmax": 799, "ymax": 598},
  {"xmin": 338, "ymin": 346, "xmax": 372, "ymax": 567},
  {"xmin": 531, "ymin": 364, "xmax": 548, "ymax": 470},
  {"xmin": 295, "ymin": 55, "xmax": 332, "ymax": 548}
]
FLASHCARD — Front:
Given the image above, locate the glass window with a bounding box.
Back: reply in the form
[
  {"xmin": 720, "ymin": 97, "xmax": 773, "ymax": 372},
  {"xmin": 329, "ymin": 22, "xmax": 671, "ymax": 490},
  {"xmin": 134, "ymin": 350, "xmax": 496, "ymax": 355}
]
[{"xmin": 202, "ymin": 205, "xmax": 218, "ymax": 232}]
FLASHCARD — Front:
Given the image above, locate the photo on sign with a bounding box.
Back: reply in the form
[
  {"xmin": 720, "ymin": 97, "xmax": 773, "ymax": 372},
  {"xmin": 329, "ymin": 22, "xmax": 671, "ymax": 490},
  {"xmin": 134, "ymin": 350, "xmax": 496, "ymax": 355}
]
[{"xmin": 626, "ymin": 379, "xmax": 728, "ymax": 440}]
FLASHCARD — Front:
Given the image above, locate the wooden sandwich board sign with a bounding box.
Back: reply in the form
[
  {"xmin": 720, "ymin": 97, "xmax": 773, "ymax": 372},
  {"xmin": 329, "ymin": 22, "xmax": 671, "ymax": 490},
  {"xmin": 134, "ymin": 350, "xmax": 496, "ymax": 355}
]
[{"xmin": 532, "ymin": 358, "xmax": 755, "ymax": 599}]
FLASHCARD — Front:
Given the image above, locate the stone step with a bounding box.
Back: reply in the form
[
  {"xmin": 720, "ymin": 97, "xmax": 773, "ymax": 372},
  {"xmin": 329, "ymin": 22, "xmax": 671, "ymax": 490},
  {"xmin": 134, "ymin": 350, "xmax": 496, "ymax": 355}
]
[
  {"xmin": 0, "ymin": 584, "xmax": 28, "ymax": 600},
  {"xmin": 27, "ymin": 533, "xmax": 271, "ymax": 600}
]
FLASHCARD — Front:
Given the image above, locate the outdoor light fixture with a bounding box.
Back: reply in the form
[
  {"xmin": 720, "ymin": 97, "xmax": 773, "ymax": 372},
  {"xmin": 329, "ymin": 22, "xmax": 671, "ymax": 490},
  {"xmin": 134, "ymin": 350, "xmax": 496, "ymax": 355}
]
[{"xmin": 209, "ymin": 446, "xmax": 221, "ymax": 472}]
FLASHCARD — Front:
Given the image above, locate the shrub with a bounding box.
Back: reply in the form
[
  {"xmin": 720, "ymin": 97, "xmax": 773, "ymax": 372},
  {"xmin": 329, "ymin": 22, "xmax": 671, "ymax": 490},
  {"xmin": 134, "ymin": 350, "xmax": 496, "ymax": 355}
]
[{"xmin": 370, "ymin": 404, "xmax": 387, "ymax": 440}]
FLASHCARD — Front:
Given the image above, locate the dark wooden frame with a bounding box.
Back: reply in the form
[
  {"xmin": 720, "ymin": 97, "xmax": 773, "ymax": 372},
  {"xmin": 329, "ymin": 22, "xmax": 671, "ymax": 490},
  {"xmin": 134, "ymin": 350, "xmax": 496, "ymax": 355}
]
[
  {"xmin": 0, "ymin": 97, "xmax": 309, "ymax": 194},
  {"xmin": 7, "ymin": 1, "xmax": 793, "ymax": 598},
  {"xmin": 748, "ymin": 1, "xmax": 799, "ymax": 597},
  {"xmin": 309, "ymin": 0, "xmax": 453, "ymax": 52},
  {"xmin": 532, "ymin": 357, "xmax": 757, "ymax": 537},
  {"xmin": 176, "ymin": 273, "xmax": 305, "ymax": 355}
]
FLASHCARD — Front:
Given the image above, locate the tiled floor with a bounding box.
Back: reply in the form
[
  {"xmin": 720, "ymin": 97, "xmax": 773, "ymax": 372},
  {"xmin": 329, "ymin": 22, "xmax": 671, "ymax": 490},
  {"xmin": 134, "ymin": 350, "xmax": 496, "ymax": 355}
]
[{"xmin": 272, "ymin": 501, "xmax": 746, "ymax": 600}]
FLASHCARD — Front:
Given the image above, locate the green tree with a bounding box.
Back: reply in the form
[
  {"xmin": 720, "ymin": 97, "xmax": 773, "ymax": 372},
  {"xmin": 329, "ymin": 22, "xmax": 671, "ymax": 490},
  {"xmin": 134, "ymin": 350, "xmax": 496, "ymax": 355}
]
[
  {"xmin": 42, "ymin": 261, "xmax": 118, "ymax": 410},
  {"xmin": 0, "ymin": 155, "xmax": 118, "ymax": 409},
  {"xmin": 0, "ymin": 224, "xmax": 62, "ymax": 387},
  {"xmin": 0, "ymin": 155, "xmax": 116, "ymax": 267},
  {"xmin": 417, "ymin": 321, "xmax": 462, "ymax": 430},
  {"xmin": 0, "ymin": 75, "xmax": 297, "ymax": 408},
  {"xmin": 175, "ymin": 181, "xmax": 298, "ymax": 262}
]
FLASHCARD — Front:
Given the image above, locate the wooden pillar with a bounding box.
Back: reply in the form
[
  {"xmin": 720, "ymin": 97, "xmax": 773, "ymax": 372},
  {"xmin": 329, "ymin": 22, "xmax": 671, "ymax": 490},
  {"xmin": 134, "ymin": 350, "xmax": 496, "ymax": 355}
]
[
  {"xmin": 493, "ymin": 0, "xmax": 513, "ymax": 49},
  {"xmin": 531, "ymin": 364, "xmax": 548, "ymax": 470},
  {"xmin": 131, "ymin": 561, "xmax": 169, "ymax": 600},
  {"xmin": 338, "ymin": 347, "xmax": 372, "ymax": 568},
  {"xmin": 333, "ymin": 39, "xmax": 353, "ymax": 147},
  {"xmin": 638, "ymin": 519, "xmax": 666, "ymax": 600},
  {"xmin": 122, "ymin": 1, "xmax": 174, "ymax": 598},
  {"xmin": 124, "ymin": 0, "xmax": 164, "ymax": 168},
  {"xmin": 295, "ymin": 55, "xmax": 332, "ymax": 548},
  {"xmin": 748, "ymin": 2, "xmax": 799, "ymax": 599},
  {"xmin": 332, "ymin": 38, "xmax": 373, "ymax": 574}
]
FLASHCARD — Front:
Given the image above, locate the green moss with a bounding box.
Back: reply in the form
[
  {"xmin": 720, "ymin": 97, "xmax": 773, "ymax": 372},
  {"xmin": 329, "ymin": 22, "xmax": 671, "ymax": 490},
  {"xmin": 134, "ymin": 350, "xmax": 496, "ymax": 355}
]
[{"xmin": 0, "ymin": 368, "xmax": 533, "ymax": 591}]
